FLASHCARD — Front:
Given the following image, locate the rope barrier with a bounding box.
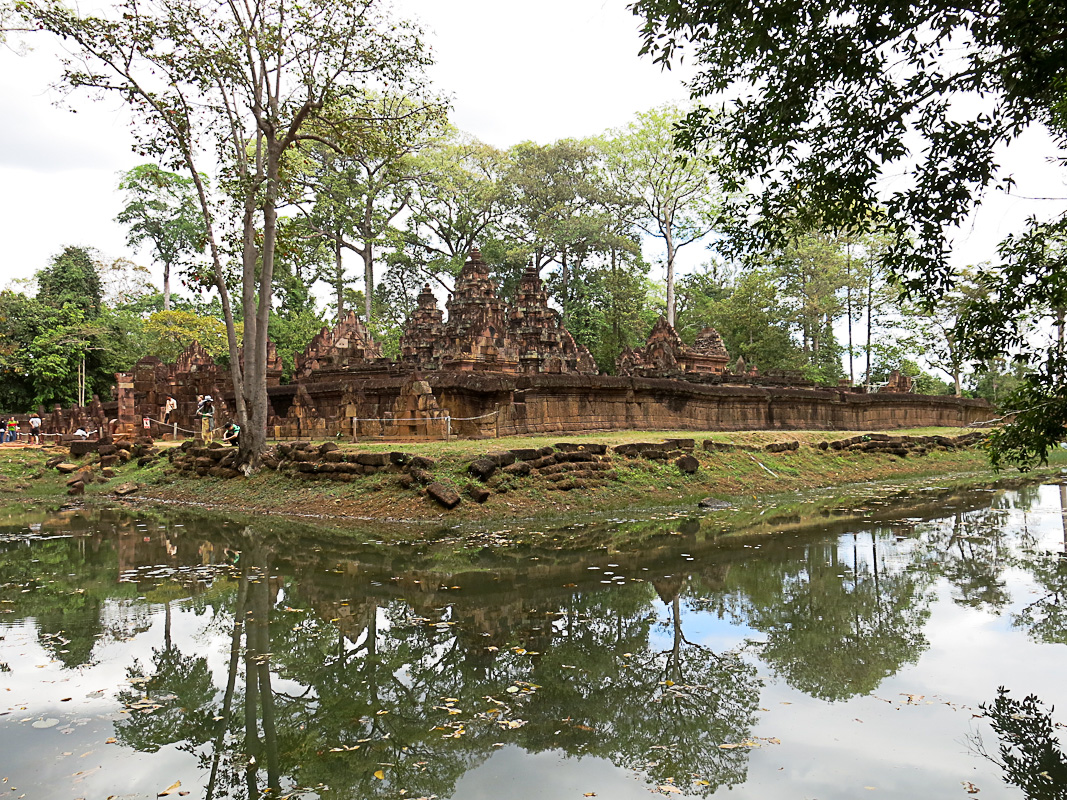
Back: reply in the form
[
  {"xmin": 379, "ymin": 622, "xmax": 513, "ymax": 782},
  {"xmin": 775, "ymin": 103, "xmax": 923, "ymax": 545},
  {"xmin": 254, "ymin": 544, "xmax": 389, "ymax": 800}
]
[
  {"xmin": 348, "ymin": 407, "xmax": 501, "ymax": 424},
  {"xmin": 141, "ymin": 416, "xmax": 201, "ymax": 436}
]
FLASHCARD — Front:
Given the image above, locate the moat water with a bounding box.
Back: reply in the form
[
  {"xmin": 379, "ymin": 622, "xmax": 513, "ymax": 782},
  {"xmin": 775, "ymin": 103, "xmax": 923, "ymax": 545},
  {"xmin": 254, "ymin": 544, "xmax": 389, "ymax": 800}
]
[{"xmin": 3, "ymin": 481, "xmax": 1067, "ymax": 799}]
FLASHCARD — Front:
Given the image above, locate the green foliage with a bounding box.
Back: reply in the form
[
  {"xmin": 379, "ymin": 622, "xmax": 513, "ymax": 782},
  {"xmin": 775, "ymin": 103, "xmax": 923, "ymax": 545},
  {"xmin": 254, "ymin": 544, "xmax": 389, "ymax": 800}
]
[
  {"xmin": 632, "ymin": 0, "xmax": 1067, "ymax": 464},
  {"xmin": 269, "ymin": 307, "xmax": 326, "ymax": 379},
  {"xmin": 142, "ymin": 309, "xmax": 240, "ymax": 364},
  {"xmin": 981, "ymin": 688, "xmax": 1067, "ymax": 798},
  {"xmin": 116, "ymin": 164, "xmax": 206, "ymax": 310},
  {"xmin": 300, "ymin": 93, "xmax": 449, "ymax": 323},
  {"xmin": 969, "ymin": 358, "xmax": 1026, "ymax": 405},
  {"xmin": 677, "ymin": 266, "xmax": 802, "ymax": 373},
  {"xmin": 600, "ymin": 103, "xmax": 724, "ymax": 324},
  {"xmin": 36, "ymin": 246, "xmax": 102, "ymax": 317},
  {"xmin": 0, "ymin": 287, "xmax": 140, "ymax": 409}
]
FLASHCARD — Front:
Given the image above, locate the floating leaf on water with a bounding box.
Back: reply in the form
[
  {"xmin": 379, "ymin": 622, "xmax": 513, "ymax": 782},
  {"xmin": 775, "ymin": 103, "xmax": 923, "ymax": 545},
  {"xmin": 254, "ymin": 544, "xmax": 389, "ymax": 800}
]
[
  {"xmin": 373, "ymin": 770, "xmax": 384, "ymax": 780},
  {"xmin": 157, "ymin": 780, "xmax": 181, "ymax": 796},
  {"xmin": 32, "ymin": 718, "xmax": 59, "ymax": 729}
]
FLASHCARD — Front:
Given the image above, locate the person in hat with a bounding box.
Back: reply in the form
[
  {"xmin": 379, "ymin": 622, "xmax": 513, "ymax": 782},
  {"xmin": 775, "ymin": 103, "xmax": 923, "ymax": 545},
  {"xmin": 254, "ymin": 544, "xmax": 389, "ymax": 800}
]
[{"xmin": 196, "ymin": 395, "xmax": 215, "ymax": 442}]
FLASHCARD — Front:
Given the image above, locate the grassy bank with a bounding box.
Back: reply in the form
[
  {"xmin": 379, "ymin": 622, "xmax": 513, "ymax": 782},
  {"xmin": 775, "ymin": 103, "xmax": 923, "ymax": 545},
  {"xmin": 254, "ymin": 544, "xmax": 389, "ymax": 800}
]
[{"xmin": 2, "ymin": 429, "xmax": 1064, "ymax": 536}]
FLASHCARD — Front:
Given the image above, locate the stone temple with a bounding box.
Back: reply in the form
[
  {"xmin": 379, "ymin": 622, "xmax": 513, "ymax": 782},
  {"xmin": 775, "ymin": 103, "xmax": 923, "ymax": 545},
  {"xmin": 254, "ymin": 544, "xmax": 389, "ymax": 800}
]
[{"xmin": 104, "ymin": 247, "xmax": 987, "ymax": 440}]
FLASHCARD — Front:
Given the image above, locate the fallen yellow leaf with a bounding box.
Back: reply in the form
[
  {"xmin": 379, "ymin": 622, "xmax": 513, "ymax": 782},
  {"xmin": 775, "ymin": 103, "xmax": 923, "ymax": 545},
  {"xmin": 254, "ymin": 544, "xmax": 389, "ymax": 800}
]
[{"xmin": 373, "ymin": 770, "xmax": 385, "ymax": 780}]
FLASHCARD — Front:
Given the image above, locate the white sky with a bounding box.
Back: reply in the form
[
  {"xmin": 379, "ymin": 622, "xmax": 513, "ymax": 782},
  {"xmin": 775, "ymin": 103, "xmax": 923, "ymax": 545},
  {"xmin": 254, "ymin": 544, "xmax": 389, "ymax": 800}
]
[{"xmin": 0, "ymin": 0, "xmax": 1064, "ymax": 300}]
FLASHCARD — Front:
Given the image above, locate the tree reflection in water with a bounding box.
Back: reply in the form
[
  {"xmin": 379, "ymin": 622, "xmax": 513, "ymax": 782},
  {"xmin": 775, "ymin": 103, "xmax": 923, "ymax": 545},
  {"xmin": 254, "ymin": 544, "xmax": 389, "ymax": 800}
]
[
  {"xmin": 8, "ymin": 484, "xmax": 1067, "ymax": 798},
  {"xmin": 974, "ymin": 688, "xmax": 1067, "ymax": 800},
  {"xmin": 689, "ymin": 529, "xmax": 931, "ymax": 701}
]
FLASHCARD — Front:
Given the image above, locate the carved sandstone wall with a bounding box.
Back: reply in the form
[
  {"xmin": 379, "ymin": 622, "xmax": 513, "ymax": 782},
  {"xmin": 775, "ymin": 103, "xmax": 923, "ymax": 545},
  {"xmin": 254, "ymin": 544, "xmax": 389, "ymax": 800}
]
[{"xmin": 255, "ymin": 372, "xmax": 991, "ymax": 439}]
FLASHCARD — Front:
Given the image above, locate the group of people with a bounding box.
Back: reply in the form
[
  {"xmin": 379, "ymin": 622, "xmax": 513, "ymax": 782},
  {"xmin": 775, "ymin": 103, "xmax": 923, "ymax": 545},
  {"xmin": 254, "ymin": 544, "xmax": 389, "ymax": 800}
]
[
  {"xmin": 0, "ymin": 400, "xmax": 241, "ymax": 447},
  {"xmin": 2, "ymin": 412, "xmax": 42, "ymax": 445},
  {"xmin": 192, "ymin": 395, "xmax": 239, "ymax": 447}
]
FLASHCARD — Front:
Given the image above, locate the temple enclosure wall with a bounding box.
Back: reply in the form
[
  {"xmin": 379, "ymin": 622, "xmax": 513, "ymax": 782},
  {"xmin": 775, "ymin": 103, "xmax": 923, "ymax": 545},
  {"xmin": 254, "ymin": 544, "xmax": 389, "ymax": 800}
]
[{"xmin": 255, "ymin": 372, "xmax": 991, "ymax": 441}]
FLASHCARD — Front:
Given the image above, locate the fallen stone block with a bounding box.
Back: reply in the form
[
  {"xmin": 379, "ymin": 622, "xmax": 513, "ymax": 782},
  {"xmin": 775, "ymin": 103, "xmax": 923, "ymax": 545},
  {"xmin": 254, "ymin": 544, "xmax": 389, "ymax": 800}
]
[
  {"xmin": 467, "ymin": 485, "xmax": 491, "ymax": 503},
  {"xmin": 487, "ymin": 451, "xmax": 517, "ymax": 467},
  {"xmin": 528, "ymin": 455, "xmax": 558, "ymax": 470},
  {"xmin": 69, "ymin": 441, "xmax": 99, "ymax": 458},
  {"xmin": 67, "ymin": 470, "xmax": 92, "ymax": 486},
  {"xmin": 209, "ymin": 466, "xmax": 242, "ymax": 479},
  {"xmin": 427, "ymin": 481, "xmax": 461, "ymax": 509},
  {"xmin": 355, "ymin": 453, "xmax": 389, "ymax": 467},
  {"xmin": 676, "ymin": 455, "xmax": 700, "ymax": 474},
  {"xmin": 409, "ymin": 468, "xmax": 434, "ymax": 485},
  {"xmin": 468, "ymin": 458, "xmax": 497, "ymax": 481},
  {"xmin": 55, "ymin": 462, "xmax": 79, "ymax": 474},
  {"xmin": 406, "ymin": 456, "xmax": 436, "ymax": 471},
  {"xmin": 765, "ymin": 441, "xmax": 799, "ymax": 453},
  {"xmin": 663, "ymin": 438, "xmax": 695, "ymax": 451},
  {"xmin": 503, "ymin": 461, "xmax": 532, "ymax": 477}
]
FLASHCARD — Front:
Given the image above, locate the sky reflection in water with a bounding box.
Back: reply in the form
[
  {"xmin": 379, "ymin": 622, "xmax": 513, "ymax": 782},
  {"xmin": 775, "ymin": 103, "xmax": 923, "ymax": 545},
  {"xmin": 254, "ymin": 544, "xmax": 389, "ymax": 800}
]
[{"xmin": 2, "ymin": 482, "xmax": 1067, "ymax": 799}]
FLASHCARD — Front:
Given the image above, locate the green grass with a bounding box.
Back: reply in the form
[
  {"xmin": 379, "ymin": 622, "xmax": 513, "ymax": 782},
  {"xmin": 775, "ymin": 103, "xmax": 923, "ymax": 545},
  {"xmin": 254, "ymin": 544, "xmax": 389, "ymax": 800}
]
[{"xmin": 2, "ymin": 428, "xmax": 1061, "ymax": 534}]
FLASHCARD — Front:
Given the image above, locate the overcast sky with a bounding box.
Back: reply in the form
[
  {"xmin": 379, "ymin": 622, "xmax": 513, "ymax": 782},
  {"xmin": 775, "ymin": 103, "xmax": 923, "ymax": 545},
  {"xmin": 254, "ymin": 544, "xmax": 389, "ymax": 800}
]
[{"xmin": 1, "ymin": 0, "xmax": 1064, "ymax": 300}]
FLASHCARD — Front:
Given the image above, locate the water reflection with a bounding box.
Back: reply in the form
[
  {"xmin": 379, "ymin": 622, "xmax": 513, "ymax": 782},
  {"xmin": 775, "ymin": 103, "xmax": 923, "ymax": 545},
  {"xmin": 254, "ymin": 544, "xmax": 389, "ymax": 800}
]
[
  {"xmin": 2, "ymin": 483, "xmax": 1067, "ymax": 798},
  {"xmin": 976, "ymin": 688, "xmax": 1067, "ymax": 800}
]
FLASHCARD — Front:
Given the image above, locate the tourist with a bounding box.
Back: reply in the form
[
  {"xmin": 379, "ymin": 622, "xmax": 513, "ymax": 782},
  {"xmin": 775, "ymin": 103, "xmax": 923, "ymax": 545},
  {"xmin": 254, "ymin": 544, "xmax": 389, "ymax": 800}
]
[
  {"xmin": 28, "ymin": 411, "xmax": 41, "ymax": 445},
  {"xmin": 74, "ymin": 427, "xmax": 89, "ymax": 439},
  {"xmin": 4, "ymin": 417, "xmax": 17, "ymax": 443},
  {"xmin": 163, "ymin": 396, "xmax": 177, "ymax": 424},
  {"xmin": 221, "ymin": 421, "xmax": 240, "ymax": 448},
  {"xmin": 197, "ymin": 395, "xmax": 215, "ymax": 442}
]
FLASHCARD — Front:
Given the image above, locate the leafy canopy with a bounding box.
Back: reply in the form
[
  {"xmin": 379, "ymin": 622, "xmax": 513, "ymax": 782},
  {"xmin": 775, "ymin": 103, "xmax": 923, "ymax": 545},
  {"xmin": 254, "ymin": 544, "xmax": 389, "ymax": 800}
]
[{"xmin": 632, "ymin": 0, "xmax": 1067, "ymax": 467}]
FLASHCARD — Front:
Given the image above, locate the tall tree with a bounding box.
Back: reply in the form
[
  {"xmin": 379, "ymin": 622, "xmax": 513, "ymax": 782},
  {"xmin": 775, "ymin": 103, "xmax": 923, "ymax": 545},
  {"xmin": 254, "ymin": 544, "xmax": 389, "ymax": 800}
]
[
  {"xmin": 35, "ymin": 246, "xmax": 102, "ymax": 317},
  {"xmin": 601, "ymin": 104, "xmax": 723, "ymax": 327},
  {"xmin": 677, "ymin": 265, "xmax": 801, "ymax": 373},
  {"xmin": 631, "ymin": 0, "xmax": 1067, "ymax": 465},
  {"xmin": 404, "ymin": 130, "xmax": 509, "ymax": 284},
  {"xmin": 504, "ymin": 139, "xmax": 601, "ymax": 295},
  {"xmin": 301, "ymin": 93, "xmax": 446, "ymax": 323},
  {"xmin": 22, "ymin": 0, "xmax": 434, "ymax": 470},
  {"xmin": 116, "ymin": 164, "xmax": 206, "ymax": 311},
  {"xmin": 774, "ymin": 232, "xmax": 848, "ymax": 382}
]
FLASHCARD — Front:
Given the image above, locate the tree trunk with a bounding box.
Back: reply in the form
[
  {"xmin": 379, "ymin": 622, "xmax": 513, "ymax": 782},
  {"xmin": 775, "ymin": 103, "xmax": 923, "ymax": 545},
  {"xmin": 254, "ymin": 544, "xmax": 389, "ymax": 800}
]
[
  {"xmin": 334, "ymin": 239, "xmax": 345, "ymax": 322},
  {"xmin": 845, "ymin": 243, "xmax": 853, "ymax": 384},
  {"xmin": 665, "ymin": 231, "xmax": 676, "ymax": 327},
  {"xmin": 363, "ymin": 196, "xmax": 375, "ymax": 323},
  {"xmin": 865, "ymin": 269, "xmax": 874, "ymax": 385},
  {"xmin": 163, "ymin": 261, "xmax": 171, "ymax": 312},
  {"xmin": 561, "ymin": 246, "xmax": 570, "ymax": 325},
  {"xmin": 363, "ymin": 242, "xmax": 374, "ymax": 323}
]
